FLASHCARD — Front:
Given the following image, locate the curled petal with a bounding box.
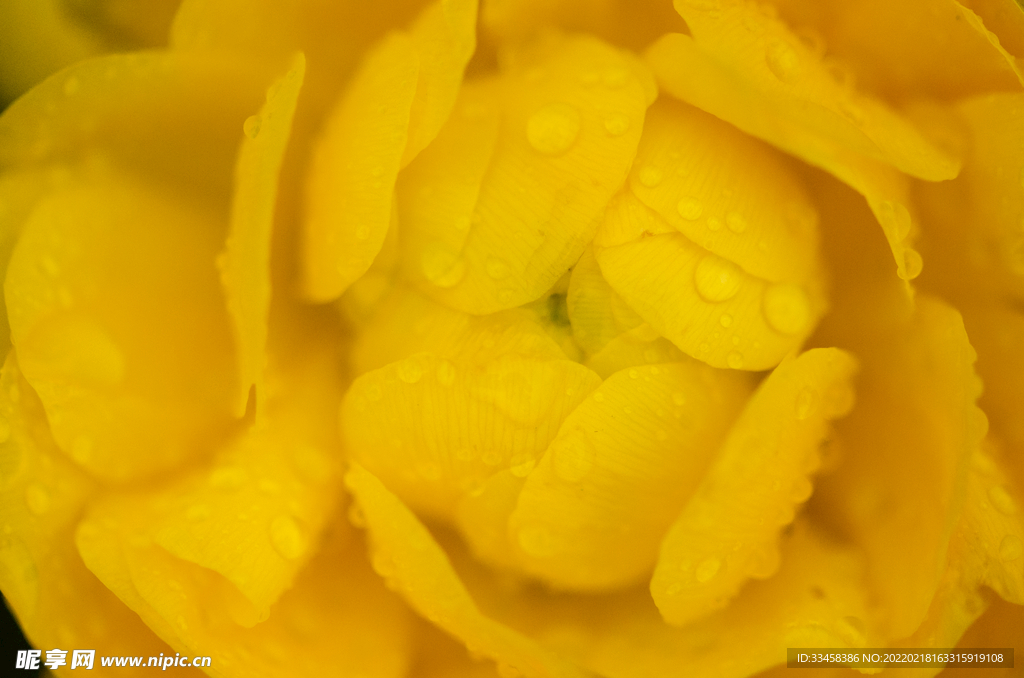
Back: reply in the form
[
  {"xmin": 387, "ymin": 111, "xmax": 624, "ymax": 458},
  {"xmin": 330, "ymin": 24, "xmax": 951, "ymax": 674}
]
[
  {"xmin": 509, "ymin": 360, "xmax": 753, "ymax": 590},
  {"xmin": 345, "ymin": 463, "xmax": 591, "ymax": 678},
  {"xmin": 651, "ymin": 348, "xmax": 857, "ymax": 625},
  {"xmin": 400, "ymin": 34, "xmax": 655, "ymax": 313}
]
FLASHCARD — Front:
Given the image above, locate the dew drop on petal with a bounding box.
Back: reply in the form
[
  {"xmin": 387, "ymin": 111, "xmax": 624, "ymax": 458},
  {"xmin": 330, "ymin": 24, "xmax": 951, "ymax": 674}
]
[
  {"xmin": 518, "ymin": 524, "xmax": 557, "ymax": 557},
  {"xmin": 694, "ymin": 254, "xmax": 743, "ymax": 302},
  {"xmin": 695, "ymin": 557, "xmax": 721, "ymax": 583},
  {"xmin": 763, "ymin": 283, "xmax": 811, "ymax": 335},
  {"xmin": 726, "ymin": 212, "xmax": 747, "ymax": 233},
  {"xmin": 527, "ymin": 102, "xmax": 581, "ymax": 156},
  {"xmin": 601, "ymin": 67, "xmax": 629, "ymax": 88},
  {"xmin": 486, "ymin": 257, "xmax": 510, "ymax": 280},
  {"xmin": 510, "ymin": 456, "xmax": 536, "ymax": 478},
  {"xmin": 397, "ymin": 358, "xmax": 424, "ymax": 384},
  {"xmin": 243, "ymin": 115, "xmax": 262, "ymax": 139},
  {"xmin": 719, "ymin": 314, "xmax": 733, "ymax": 328},
  {"xmin": 603, "ymin": 113, "xmax": 630, "ymax": 136},
  {"xmin": 421, "ymin": 246, "xmax": 466, "ymax": 288},
  {"xmin": 706, "ymin": 216, "xmax": 722, "ymax": 231},
  {"xmin": 677, "ymin": 197, "xmax": 704, "ymax": 220},
  {"xmin": 898, "ymin": 248, "xmax": 924, "ymax": 281},
  {"xmin": 765, "ymin": 40, "xmax": 801, "ymax": 82},
  {"xmin": 999, "ymin": 534, "xmax": 1023, "ymax": 562},
  {"xmin": 270, "ymin": 515, "xmax": 305, "ymax": 560},
  {"xmin": 639, "ymin": 166, "xmax": 664, "ymax": 187},
  {"xmin": 726, "ymin": 351, "xmax": 744, "ymax": 369},
  {"xmin": 795, "ymin": 387, "xmax": 818, "ymax": 420}
]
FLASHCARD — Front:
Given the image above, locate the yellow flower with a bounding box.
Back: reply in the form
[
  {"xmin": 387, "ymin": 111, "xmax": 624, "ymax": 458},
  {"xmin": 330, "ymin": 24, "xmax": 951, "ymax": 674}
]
[{"xmin": 1, "ymin": 0, "xmax": 1023, "ymax": 676}]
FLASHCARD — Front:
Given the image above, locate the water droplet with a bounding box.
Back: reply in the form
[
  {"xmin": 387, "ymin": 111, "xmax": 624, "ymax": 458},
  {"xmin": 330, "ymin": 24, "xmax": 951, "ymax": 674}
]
[
  {"xmin": 186, "ymin": 504, "xmax": 210, "ymax": 522},
  {"xmin": 726, "ymin": 351, "xmax": 744, "ymax": 369},
  {"xmin": 821, "ymin": 384, "xmax": 855, "ymax": 418},
  {"xmin": 603, "ymin": 114, "xmax": 630, "ymax": 136},
  {"xmin": 988, "ymin": 485, "xmax": 1016, "ymax": 515},
  {"xmin": 748, "ymin": 546, "xmax": 781, "ymax": 579},
  {"xmin": 695, "ymin": 557, "xmax": 721, "ymax": 583},
  {"xmin": 765, "ymin": 40, "xmax": 801, "ymax": 82},
  {"xmin": 486, "ymin": 257, "xmax": 510, "ymax": 279},
  {"xmin": 526, "ymin": 102, "xmax": 581, "ymax": 156},
  {"xmin": 365, "ymin": 383, "xmax": 383, "ymax": 401},
  {"xmin": 482, "ymin": 448, "xmax": 502, "ymax": 466},
  {"xmin": 897, "ymin": 247, "xmax": 923, "ymax": 281},
  {"xmin": 706, "ymin": 216, "xmax": 722, "ymax": 231},
  {"xmin": 763, "ymin": 283, "xmax": 811, "ymax": 335},
  {"xmin": 552, "ymin": 437, "xmax": 593, "ymax": 483},
  {"xmin": 601, "ymin": 67, "xmax": 630, "ymax": 88},
  {"xmin": 638, "ymin": 166, "xmax": 663, "ymax": 187},
  {"xmin": 518, "ymin": 524, "xmax": 557, "ymax": 557},
  {"xmin": 510, "ymin": 456, "xmax": 536, "ymax": 477},
  {"xmin": 879, "ymin": 200, "xmax": 912, "ymax": 242},
  {"xmin": 791, "ymin": 477, "xmax": 814, "ymax": 502},
  {"xmin": 694, "ymin": 254, "xmax": 743, "ymax": 302},
  {"xmin": 719, "ymin": 314, "xmax": 733, "ymax": 328},
  {"xmin": 62, "ymin": 76, "xmax": 80, "ymax": 96},
  {"xmin": 629, "ymin": 369, "xmax": 639, "ymax": 379},
  {"xmin": 243, "ymin": 115, "xmax": 262, "ymax": 139},
  {"xmin": 795, "ymin": 387, "xmax": 818, "ymax": 420},
  {"xmin": 436, "ymin": 360, "xmax": 456, "ymax": 386},
  {"xmin": 666, "ymin": 582, "xmax": 683, "ymax": 595},
  {"xmin": 999, "ymin": 534, "xmax": 1023, "ymax": 561},
  {"xmin": 25, "ymin": 483, "xmax": 50, "ymax": 515},
  {"xmin": 677, "ymin": 196, "xmax": 704, "ymax": 220},
  {"xmin": 209, "ymin": 466, "xmax": 248, "ymax": 490},
  {"xmin": 726, "ymin": 212, "xmax": 747, "ymax": 233},
  {"xmin": 837, "ymin": 615, "xmax": 867, "ymax": 646},
  {"xmin": 421, "ymin": 246, "xmax": 466, "ymax": 288},
  {"xmin": 270, "ymin": 515, "xmax": 304, "ymax": 560},
  {"xmin": 355, "ymin": 225, "xmax": 370, "ymax": 241},
  {"xmin": 397, "ymin": 358, "xmax": 423, "ymax": 384}
]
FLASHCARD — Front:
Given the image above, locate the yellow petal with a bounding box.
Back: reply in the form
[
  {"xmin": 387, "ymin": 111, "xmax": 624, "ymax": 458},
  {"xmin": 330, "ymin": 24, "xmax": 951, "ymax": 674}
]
[
  {"xmin": 442, "ymin": 518, "xmax": 876, "ymax": 678},
  {"xmin": 594, "ymin": 190, "xmax": 827, "ymax": 371},
  {"xmin": 0, "ymin": 0, "xmax": 106, "ymax": 104},
  {"xmin": 813, "ymin": 295, "xmax": 987, "ymax": 641},
  {"xmin": 79, "ymin": 512, "xmax": 415, "ymax": 678},
  {"xmin": 5, "ymin": 167, "xmax": 238, "ymax": 481},
  {"xmin": 565, "ymin": 245, "xmax": 643, "ymax": 356},
  {"xmin": 455, "ymin": 469, "xmax": 526, "ymax": 568},
  {"xmin": 351, "ymin": 284, "xmax": 570, "ymax": 377},
  {"xmin": 509, "ymin": 360, "xmax": 753, "ymax": 590},
  {"xmin": 894, "ymin": 444, "xmax": 1024, "ymax": 656},
  {"xmin": 917, "ymin": 93, "xmax": 1024, "ymax": 303},
  {"xmin": 628, "ymin": 100, "xmax": 822, "ymax": 284},
  {"xmin": 345, "ymin": 463, "xmax": 591, "ymax": 678},
  {"xmin": 341, "ymin": 341, "xmax": 600, "ymax": 519},
  {"xmin": 402, "ymin": 0, "xmax": 479, "ymax": 164},
  {"xmin": 651, "ymin": 348, "xmax": 857, "ymax": 625},
  {"xmin": 0, "ymin": 352, "xmax": 182, "ymax": 666},
  {"xmin": 301, "ymin": 0, "xmax": 477, "ymax": 302},
  {"xmin": 0, "ymin": 51, "xmax": 265, "ymax": 202},
  {"xmin": 645, "ymin": 1, "xmax": 962, "ymax": 280},
  {"xmin": 584, "ymin": 325, "xmax": 689, "ymax": 379},
  {"xmin": 221, "ymin": 54, "xmax": 305, "ymax": 417},
  {"xmin": 770, "ymin": 0, "xmax": 1023, "ymax": 99},
  {"xmin": 301, "ymin": 32, "xmax": 418, "ymax": 302},
  {"xmin": 410, "ymin": 621, "xmax": 509, "ymax": 678},
  {"xmin": 401, "ymin": 34, "xmax": 655, "ymax": 313},
  {"xmin": 73, "ymin": 348, "xmax": 407, "ymax": 678}
]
